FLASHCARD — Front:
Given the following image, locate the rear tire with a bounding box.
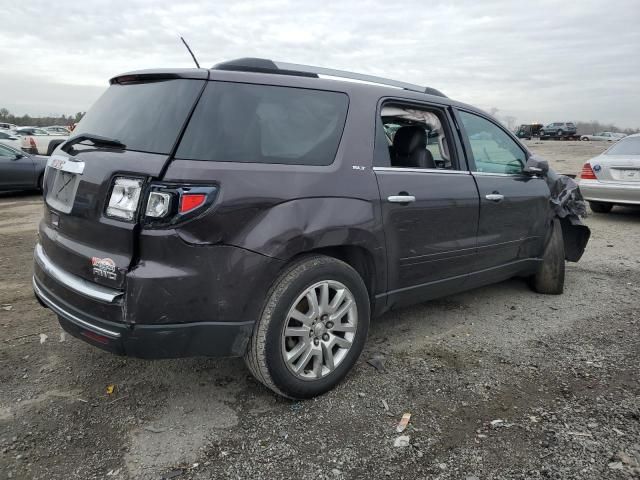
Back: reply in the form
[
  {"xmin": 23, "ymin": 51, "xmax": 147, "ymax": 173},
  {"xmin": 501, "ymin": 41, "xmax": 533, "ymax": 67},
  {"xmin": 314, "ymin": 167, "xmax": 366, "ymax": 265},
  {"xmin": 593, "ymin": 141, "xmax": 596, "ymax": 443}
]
[
  {"xmin": 530, "ymin": 218, "xmax": 565, "ymax": 295},
  {"xmin": 245, "ymin": 255, "xmax": 370, "ymax": 399},
  {"xmin": 589, "ymin": 201, "xmax": 613, "ymax": 213},
  {"xmin": 581, "ymin": 136, "xmax": 589, "ymax": 141}
]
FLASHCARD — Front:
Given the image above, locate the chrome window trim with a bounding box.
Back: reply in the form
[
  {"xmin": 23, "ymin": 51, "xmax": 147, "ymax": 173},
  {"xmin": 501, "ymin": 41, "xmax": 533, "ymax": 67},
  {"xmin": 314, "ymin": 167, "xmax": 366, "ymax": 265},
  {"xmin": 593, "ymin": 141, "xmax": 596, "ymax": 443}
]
[
  {"xmin": 33, "ymin": 278, "xmax": 121, "ymax": 339},
  {"xmin": 373, "ymin": 166, "xmax": 470, "ymax": 175},
  {"xmin": 34, "ymin": 243, "xmax": 123, "ymax": 303},
  {"xmin": 472, "ymin": 171, "xmax": 527, "ymax": 178}
]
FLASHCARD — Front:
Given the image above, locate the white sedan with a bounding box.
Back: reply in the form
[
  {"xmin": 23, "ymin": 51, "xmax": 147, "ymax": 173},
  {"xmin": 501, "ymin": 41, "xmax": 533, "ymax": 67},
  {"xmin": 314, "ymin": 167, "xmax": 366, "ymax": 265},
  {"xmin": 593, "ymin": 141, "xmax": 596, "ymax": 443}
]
[
  {"xmin": 580, "ymin": 131, "xmax": 625, "ymax": 142},
  {"xmin": 578, "ymin": 133, "xmax": 640, "ymax": 212},
  {"xmin": 0, "ymin": 130, "xmax": 22, "ymax": 149}
]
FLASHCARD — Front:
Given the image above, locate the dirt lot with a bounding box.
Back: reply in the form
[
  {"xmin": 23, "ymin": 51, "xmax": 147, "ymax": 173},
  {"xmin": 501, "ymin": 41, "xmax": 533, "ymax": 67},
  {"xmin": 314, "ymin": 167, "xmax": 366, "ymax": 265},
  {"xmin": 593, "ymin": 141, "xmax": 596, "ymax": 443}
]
[{"xmin": 1, "ymin": 141, "xmax": 639, "ymax": 480}]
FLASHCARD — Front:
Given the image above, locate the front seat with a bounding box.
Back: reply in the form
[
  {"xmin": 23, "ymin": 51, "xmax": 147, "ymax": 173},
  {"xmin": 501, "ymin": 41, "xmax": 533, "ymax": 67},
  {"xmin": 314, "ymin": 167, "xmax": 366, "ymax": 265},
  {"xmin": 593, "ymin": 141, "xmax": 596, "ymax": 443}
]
[{"xmin": 393, "ymin": 126, "xmax": 435, "ymax": 169}]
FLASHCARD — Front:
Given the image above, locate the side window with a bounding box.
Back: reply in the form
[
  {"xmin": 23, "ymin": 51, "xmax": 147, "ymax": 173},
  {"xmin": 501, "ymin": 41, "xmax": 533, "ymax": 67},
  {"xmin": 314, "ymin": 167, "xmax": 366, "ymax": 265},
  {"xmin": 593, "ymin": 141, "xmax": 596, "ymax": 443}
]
[
  {"xmin": 0, "ymin": 145, "xmax": 16, "ymax": 158},
  {"xmin": 458, "ymin": 110, "xmax": 526, "ymax": 175},
  {"xmin": 378, "ymin": 103, "xmax": 459, "ymax": 170},
  {"xmin": 177, "ymin": 82, "xmax": 349, "ymax": 166}
]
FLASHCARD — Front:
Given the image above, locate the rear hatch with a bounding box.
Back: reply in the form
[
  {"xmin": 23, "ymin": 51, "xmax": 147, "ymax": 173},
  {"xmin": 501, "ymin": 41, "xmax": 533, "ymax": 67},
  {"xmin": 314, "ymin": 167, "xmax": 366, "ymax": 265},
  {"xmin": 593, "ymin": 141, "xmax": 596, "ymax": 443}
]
[{"xmin": 40, "ymin": 71, "xmax": 207, "ymax": 290}]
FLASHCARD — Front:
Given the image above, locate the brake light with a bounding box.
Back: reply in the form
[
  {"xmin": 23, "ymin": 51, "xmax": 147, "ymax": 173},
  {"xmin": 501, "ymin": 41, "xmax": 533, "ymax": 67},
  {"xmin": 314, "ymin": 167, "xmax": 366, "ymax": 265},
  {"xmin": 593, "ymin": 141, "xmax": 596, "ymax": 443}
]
[
  {"xmin": 179, "ymin": 193, "xmax": 207, "ymax": 213},
  {"xmin": 142, "ymin": 185, "xmax": 218, "ymax": 226},
  {"xmin": 29, "ymin": 137, "xmax": 37, "ymax": 149},
  {"xmin": 580, "ymin": 163, "xmax": 597, "ymax": 180}
]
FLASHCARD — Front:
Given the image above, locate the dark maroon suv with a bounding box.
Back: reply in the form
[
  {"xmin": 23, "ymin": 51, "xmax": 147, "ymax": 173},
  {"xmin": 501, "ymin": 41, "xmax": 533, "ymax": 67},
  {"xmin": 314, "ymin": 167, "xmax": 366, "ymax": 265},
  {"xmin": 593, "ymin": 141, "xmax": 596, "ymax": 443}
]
[{"xmin": 33, "ymin": 58, "xmax": 590, "ymax": 398}]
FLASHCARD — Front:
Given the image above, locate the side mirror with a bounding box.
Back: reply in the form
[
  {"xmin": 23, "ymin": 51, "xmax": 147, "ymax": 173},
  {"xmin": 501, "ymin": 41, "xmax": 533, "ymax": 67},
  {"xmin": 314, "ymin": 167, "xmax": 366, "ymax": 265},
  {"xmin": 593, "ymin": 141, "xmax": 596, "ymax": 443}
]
[
  {"xmin": 523, "ymin": 156, "xmax": 549, "ymax": 176},
  {"xmin": 12, "ymin": 153, "xmax": 24, "ymax": 161}
]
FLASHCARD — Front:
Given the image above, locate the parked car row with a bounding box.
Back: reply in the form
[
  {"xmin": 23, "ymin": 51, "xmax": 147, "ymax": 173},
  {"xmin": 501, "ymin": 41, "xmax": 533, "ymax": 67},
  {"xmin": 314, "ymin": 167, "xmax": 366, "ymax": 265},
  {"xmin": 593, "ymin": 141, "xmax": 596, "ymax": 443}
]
[
  {"xmin": 0, "ymin": 125, "xmax": 69, "ymax": 155},
  {"xmin": 515, "ymin": 122, "xmax": 629, "ymax": 143}
]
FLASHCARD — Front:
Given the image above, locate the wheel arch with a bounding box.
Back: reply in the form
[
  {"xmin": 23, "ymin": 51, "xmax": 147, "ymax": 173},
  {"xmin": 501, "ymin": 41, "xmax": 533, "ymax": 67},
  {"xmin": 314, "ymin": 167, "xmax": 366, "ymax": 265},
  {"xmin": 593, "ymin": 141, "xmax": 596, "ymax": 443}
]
[{"xmin": 295, "ymin": 245, "xmax": 378, "ymax": 301}]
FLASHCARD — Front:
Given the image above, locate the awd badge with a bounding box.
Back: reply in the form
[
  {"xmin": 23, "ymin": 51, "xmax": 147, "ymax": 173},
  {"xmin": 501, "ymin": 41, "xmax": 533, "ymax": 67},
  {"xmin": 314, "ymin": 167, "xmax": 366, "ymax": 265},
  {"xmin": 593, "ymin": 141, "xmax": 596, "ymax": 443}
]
[{"xmin": 91, "ymin": 257, "xmax": 117, "ymax": 281}]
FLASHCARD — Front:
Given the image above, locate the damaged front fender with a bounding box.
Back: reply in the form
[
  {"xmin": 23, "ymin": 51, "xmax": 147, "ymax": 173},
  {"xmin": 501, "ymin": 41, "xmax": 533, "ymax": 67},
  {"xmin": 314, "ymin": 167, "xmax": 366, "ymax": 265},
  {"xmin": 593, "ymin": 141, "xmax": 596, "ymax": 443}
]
[{"xmin": 526, "ymin": 155, "xmax": 591, "ymax": 262}]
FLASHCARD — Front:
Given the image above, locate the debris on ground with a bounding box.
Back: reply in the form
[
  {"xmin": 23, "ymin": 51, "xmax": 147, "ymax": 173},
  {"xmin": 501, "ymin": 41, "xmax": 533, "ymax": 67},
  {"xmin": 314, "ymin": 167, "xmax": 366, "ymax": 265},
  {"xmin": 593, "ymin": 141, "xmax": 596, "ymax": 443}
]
[
  {"xmin": 367, "ymin": 353, "xmax": 386, "ymax": 372},
  {"xmin": 396, "ymin": 412, "xmax": 411, "ymax": 433},
  {"xmin": 38, "ymin": 333, "xmax": 47, "ymax": 344},
  {"xmin": 393, "ymin": 436, "xmax": 410, "ymax": 448}
]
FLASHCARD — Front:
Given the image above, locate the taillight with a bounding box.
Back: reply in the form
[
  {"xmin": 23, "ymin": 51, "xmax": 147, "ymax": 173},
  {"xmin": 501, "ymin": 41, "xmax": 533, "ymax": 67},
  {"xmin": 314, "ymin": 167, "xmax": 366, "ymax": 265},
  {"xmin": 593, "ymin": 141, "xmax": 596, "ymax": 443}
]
[
  {"xmin": 580, "ymin": 163, "xmax": 597, "ymax": 180},
  {"xmin": 29, "ymin": 137, "xmax": 37, "ymax": 149},
  {"xmin": 179, "ymin": 193, "xmax": 207, "ymax": 213},
  {"xmin": 143, "ymin": 185, "xmax": 218, "ymax": 227},
  {"xmin": 106, "ymin": 177, "xmax": 143, "ymax": 221}
]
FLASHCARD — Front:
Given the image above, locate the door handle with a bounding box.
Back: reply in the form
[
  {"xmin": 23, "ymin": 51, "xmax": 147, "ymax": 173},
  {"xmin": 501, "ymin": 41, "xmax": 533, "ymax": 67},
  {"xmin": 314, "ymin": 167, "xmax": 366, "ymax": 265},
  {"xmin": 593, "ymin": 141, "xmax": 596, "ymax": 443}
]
[
  {"xmin": 485, "ymin": 193, "xmax": 504, "ymax": 202},
  {"xmin": 388, "ymin": 195, "xmax": 416, "ymax": 203}
]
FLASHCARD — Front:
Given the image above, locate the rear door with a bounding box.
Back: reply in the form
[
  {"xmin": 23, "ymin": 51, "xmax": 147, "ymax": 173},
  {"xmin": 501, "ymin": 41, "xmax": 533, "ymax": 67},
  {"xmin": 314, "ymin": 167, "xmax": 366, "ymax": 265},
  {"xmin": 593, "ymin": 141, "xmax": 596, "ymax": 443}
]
[
  {"xmin": 455, "ymin": 109, "xmax": 550, "ymax": 274},
  {"xmin": 374, "ymin": 101, "xmax": 479, "ymax": 307},
  {"xmin": 39, "ymin": 73, "xmax": 206, "ymax": 290}
]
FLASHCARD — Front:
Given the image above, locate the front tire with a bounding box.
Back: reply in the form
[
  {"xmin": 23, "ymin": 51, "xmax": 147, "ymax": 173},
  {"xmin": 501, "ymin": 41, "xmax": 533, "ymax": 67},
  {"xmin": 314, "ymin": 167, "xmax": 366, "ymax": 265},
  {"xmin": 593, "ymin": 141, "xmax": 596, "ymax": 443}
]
[
  {"xmin": 245, "ymin": 255, "xmax": 370, "ymax": 399},
  {"xmin": 589, "ymin": 201, "xmax": 613, "ymax": 213},
  {"xmin": 530, "ymin": 218, "xmax": 565, "ymax": 295}
]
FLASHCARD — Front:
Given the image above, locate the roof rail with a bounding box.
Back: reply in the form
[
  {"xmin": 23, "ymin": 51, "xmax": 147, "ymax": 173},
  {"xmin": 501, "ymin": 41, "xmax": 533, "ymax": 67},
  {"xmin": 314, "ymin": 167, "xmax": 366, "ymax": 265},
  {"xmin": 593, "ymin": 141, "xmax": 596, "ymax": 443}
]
[{"xmin": 212, "ymin": 58, "xmax": 446, "ymax": 97}]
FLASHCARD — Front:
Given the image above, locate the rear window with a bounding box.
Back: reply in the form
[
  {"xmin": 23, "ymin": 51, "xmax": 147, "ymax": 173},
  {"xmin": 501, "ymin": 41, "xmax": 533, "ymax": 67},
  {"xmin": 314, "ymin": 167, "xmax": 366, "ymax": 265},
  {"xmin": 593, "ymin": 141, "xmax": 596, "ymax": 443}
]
[
  {"xmin": 176, "ymin": 82, "xmax": 349, "ymax": 166},
  {"xmin": 606, "ymin": 137, "xmax": 640, "ymax": 155},
  {"xmin": 73, "ymin": 79, "xmax": 204, "ymax": 154}
]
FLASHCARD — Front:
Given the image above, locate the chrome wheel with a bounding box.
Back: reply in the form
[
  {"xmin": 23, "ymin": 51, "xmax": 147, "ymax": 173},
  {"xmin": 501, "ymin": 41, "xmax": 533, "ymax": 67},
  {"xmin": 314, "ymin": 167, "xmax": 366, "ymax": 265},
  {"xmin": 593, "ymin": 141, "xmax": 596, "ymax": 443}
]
[{"xmin": 281, "ymin": 280, "xmax": 357, "ymax": 380}]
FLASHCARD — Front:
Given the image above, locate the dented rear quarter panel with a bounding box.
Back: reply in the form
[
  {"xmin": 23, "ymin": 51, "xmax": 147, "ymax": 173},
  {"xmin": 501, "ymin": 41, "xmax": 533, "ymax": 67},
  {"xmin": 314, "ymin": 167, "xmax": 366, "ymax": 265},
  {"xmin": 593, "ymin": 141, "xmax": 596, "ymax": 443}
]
[{"xmin": 161, "ymin": 85, "xmax": 387, "ymax": 300}]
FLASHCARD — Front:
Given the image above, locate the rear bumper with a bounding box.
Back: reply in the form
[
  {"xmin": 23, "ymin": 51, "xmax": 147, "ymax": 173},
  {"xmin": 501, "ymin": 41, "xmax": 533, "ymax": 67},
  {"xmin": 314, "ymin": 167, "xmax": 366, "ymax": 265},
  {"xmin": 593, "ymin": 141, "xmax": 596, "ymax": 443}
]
[
  {"xmin": 579, "ymin": 179, "xmax": 640, "ymax": 205},
  {"xmin": 33, "ymin": 237, "xmax": 285, "ymax": 358},
  {"xmin": 33, "ymin": 276, "xmax": 253, "ymax": 358}
]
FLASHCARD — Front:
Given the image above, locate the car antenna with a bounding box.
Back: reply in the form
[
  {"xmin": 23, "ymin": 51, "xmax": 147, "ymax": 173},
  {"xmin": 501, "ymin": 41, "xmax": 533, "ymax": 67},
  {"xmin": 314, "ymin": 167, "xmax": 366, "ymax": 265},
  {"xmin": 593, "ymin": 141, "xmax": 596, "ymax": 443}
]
[{"xmin": 180, "ymin": 36, "xmax": 200, "ymax": 68}]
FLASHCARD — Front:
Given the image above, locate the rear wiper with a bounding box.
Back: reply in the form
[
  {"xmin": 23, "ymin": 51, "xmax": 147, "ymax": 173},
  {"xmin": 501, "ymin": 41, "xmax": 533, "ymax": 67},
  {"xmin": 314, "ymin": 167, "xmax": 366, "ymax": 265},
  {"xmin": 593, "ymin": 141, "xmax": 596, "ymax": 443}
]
[{"xmin": 61, "ymin": 133, "xmax": 126, "ymax": 152}]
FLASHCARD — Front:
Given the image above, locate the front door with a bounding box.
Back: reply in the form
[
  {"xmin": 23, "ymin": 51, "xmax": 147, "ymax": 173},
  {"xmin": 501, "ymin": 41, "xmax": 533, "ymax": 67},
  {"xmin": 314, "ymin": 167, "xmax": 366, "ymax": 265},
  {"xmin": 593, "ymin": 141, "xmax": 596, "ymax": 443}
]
[
  {"xmin": 374, "ymin": 103, "xmax": 479, "ymax": 308},
  {"xmin": 456, "ymin": 109, "xmax": 550, "ymax": 275}
]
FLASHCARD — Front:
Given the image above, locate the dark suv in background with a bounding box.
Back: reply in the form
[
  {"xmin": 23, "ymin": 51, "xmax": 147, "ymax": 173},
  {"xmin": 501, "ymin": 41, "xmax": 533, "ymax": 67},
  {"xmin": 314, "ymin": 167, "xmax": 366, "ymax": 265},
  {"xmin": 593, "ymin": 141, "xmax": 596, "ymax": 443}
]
[
  {"xmin": 540, "ymin": 122, "xmax": 577, "ymax": 138},
  {"xmin": 33, "ymin": 58, "xmax": 589, "ymax": 398}
]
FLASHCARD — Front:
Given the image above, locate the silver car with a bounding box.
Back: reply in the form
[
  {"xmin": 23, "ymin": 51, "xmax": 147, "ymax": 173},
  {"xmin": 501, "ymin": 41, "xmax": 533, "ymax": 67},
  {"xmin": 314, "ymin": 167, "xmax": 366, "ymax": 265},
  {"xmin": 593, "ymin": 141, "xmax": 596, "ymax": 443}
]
[
  {"xmin": 580, "ymin": 131, "xmax": 625, "ymax": 142},
  {"xmin": 579, "ymin": 133, "xmax": 640, "ymax": 212}
]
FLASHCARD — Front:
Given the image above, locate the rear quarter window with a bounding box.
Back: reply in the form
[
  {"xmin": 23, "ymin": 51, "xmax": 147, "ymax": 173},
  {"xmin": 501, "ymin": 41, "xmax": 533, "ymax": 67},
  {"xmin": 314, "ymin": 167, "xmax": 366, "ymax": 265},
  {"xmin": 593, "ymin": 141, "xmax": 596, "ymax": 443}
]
[{"xmin": 176, "ymin": 82, "xmax": 349, "ymax": 166}]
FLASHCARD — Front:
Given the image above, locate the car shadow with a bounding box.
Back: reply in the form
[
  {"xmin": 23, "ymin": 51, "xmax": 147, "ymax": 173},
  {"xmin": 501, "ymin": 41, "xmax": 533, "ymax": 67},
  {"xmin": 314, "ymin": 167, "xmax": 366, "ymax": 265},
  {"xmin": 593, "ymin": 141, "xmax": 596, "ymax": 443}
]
[
  {"xmin": 0, "ymin": 190, "xmax": 42, "ymax": 200},
  {"xmin": 591, "ymin": 205, "xmax": 640, "ymax": 222}
]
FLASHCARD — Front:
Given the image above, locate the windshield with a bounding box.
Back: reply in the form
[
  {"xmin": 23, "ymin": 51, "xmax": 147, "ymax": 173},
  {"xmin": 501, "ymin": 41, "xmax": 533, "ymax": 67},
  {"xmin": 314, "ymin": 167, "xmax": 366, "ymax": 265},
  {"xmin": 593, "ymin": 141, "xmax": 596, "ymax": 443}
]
[
  {"xmin": 606, "ymin": 137, "xmax": 640, "ymax": 155},
  {"xmin": 73, "ymin": 79, "xmax": 204, "ymax": 154}
]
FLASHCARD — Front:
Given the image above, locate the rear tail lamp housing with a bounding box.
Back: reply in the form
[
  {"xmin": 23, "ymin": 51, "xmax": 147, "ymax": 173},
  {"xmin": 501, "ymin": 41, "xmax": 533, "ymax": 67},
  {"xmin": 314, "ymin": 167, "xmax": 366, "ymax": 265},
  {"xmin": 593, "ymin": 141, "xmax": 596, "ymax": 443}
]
[
  {"xmin": 142, "ymin": 184, "xmax": 218, "ymax": 227},
  {"xmin": 580, "ymin": 163, "xmax": 597, "ymax": 180},
  {"xmin": 106, "ymin": 177, "xmax": 143, "ymax": 221}
]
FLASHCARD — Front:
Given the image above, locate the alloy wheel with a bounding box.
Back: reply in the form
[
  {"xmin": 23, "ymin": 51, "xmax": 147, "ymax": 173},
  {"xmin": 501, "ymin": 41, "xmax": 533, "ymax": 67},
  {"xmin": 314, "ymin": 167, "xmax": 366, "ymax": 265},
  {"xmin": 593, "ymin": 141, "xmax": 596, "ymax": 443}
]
[{"xmin": 281, "ymin": 280, "xmax": 357, "ymax": 380}]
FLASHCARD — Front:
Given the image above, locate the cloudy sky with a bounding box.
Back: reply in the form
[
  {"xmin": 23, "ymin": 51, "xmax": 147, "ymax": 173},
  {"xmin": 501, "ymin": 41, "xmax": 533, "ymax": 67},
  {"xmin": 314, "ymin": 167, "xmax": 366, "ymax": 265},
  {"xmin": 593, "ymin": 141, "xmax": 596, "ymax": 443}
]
[{"xmin": 2, "ymin": 0, "xmax": 639, "ymax": 127}]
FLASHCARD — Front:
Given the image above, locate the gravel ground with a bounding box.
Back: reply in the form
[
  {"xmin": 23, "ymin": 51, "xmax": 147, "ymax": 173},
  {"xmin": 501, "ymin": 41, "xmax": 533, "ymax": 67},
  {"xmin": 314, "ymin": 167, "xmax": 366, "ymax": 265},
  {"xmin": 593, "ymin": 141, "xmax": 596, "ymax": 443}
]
[{"xmin": 1, "ymin": 141, "xmax": 638, "ymax": 480}]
